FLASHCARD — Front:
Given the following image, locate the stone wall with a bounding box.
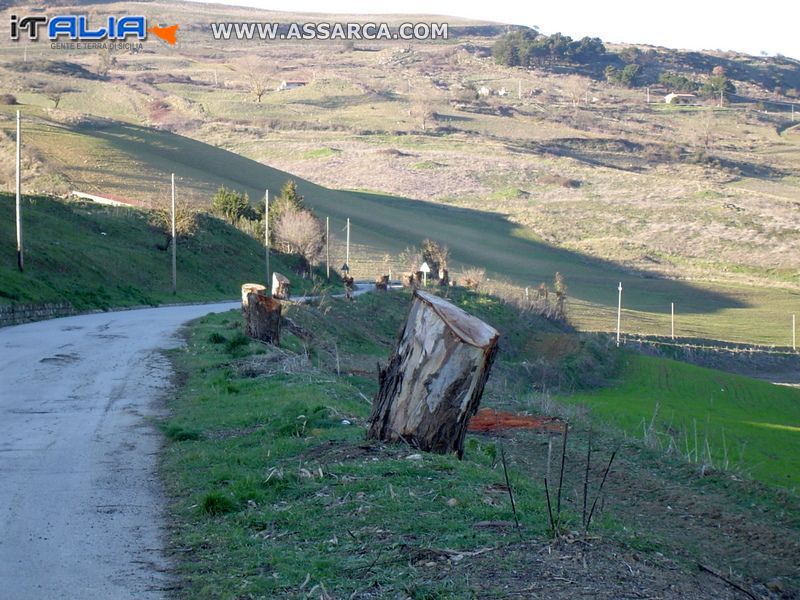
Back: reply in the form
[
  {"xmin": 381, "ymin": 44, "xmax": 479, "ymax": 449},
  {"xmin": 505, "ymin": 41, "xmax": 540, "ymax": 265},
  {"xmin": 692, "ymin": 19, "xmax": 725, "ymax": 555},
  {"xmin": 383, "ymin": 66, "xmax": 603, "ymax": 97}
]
[{"xmin": 0, "ymin": 302, "xmax": 76, "ymax": 328}]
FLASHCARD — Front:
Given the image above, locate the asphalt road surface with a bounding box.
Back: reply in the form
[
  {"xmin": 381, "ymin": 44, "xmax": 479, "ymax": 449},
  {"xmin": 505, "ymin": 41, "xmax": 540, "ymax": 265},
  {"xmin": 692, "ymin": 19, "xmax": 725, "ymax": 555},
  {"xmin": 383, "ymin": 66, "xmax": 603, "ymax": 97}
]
[{"xmin": 0, "ymin": 302, "xmax": 237, "ymax": 600}]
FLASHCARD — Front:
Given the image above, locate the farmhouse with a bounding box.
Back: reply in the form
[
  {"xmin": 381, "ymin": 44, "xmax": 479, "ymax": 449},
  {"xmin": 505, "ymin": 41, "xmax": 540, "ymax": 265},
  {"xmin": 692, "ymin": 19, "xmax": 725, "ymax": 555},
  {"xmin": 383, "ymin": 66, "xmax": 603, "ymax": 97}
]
[
  {"xmin": 664, "ymin": 92, "xmax": 697, "ymax": 105},
  {"xmin": 277, "ymin": 80, "xmax": 308, "ymax": 91}
]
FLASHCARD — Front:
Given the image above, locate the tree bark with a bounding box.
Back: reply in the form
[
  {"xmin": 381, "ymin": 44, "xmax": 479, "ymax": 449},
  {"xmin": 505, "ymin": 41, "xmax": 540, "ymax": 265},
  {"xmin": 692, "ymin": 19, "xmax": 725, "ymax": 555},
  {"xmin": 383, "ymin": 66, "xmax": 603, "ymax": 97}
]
[
  {"xmin": 367, "ymin": 290, "xmax": 499, "ymax": 457},
  {"xmin": 241, "ymin": 283, "xmax": 282, "ymax": 345},
  {"xmin": 271, "ymin": 272, "xmax": 291, "ymax": 300}
]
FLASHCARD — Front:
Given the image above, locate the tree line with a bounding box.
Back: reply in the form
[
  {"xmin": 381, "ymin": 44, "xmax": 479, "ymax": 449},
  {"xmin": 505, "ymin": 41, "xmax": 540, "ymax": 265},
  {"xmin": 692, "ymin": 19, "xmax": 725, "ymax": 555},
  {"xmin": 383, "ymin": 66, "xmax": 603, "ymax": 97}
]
[
  {"xmin": 493, "ymin": 29, "xmax": 606, "ymax": 68},
  {"xmin": 493, "ymin": 29, "xmax": 737, "ymax": 96},
  {"xmin": 149, "ymin": 179, "xmax": 326, "ymax": 276}
]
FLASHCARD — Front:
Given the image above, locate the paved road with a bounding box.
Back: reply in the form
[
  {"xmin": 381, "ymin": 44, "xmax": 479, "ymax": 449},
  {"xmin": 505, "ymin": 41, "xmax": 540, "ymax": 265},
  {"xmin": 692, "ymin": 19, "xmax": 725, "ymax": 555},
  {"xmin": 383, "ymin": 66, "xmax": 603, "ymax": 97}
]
[{"xmin": 0, "ymin": 302, "xmax": 237, "ymax": 600}]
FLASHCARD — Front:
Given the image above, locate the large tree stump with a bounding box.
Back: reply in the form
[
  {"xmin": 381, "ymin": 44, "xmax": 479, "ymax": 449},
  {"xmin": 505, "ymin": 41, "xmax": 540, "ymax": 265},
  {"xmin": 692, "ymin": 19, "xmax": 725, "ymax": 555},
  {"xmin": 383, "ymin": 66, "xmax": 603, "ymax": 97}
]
[
  {"xmin": 271, "ymin": 272, "xmax": 291, "ymax": 300},
  {"xmin": 241, "ymin": 283, "xmax": 282, "ymax": 345},
  {"xmin": 367, "ymin": 290, "xmax": 499, "ymax": 457}
]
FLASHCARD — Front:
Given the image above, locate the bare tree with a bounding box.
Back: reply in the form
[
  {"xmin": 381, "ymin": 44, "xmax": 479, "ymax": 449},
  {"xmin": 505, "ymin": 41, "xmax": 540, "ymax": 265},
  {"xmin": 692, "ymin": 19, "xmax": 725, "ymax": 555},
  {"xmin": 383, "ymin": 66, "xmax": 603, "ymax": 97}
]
[
  {"xmin": 236, "ymin": 57, "xmax": 271, "ymax": 103},
  {"xmin": 275, "ymin": 209, "xmax": 324, "ymax": 270},
  {"xmin": 44, "ymin": 83, "xmax": 71, "ymax": 109}
]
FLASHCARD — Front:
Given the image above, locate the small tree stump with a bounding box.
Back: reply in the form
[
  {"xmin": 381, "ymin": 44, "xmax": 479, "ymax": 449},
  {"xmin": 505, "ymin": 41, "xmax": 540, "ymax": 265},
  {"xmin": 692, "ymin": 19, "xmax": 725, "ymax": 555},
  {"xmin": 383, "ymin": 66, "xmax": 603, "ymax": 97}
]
[
  {"xmin": 343, "ymin": 275, "xmax": 355, "ymax": 300},
  {"xmin": 241, "ymin": 283, "xmax": 266, "ymax": 305},
  {"xmin": 241, "ymin": 284, "xmax": 282, "ymax": 345},
  {"xmin": 367, "ymin": 290, "xmax": 499, "ymax": 457},
  {"xmin": 438, "ymin": 268, "xmax": 450, "ymax": 287},
  {"xmin": 272, "ymin": 272, "xmax": 291, "ymax": 300},
  {"xmin": 375, "ymin": 275, "xmax": 389, "ymax": 291}
]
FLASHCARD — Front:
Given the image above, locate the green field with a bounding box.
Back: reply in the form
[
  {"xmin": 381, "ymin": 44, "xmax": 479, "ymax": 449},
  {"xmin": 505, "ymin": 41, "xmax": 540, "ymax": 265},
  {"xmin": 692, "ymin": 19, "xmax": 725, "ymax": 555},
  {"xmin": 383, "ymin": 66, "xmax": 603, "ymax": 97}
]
[
  {"xmin": 3, "ymin": 106, "xmax": 798, "ymax": 344},
  {"xmin": 0, "ymin": 194, "xmax": 327, "ymax": 309},
  {"xmin": 563, "ymin": 353, "xmax": 800, "ymax": 488}
]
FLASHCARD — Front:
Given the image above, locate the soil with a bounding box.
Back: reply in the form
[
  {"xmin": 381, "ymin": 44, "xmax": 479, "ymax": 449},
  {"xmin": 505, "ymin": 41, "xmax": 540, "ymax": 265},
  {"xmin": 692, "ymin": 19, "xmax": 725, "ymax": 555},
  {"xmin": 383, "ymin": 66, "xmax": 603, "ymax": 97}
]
[
  {"xmin": 469, "ymin": 424, "xmax": 800, "ymax": 600},
  {"xmin": 467, "ymin": 408, "xmax": 566, "ymax": 434}
]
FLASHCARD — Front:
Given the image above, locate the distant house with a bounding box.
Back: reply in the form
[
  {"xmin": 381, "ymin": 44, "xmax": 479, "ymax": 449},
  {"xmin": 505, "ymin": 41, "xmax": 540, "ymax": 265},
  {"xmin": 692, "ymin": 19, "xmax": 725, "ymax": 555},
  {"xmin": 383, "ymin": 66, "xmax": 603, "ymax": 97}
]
[
  {"xmin": 664, "ymin": 93, "xmax": 697, "ymax": 105},
  {"xmin": 497, "ymin": 87, "xmax": 509, "ymax": 97},
  {"xmin": 277, "ymin": 80, "xmax": 308, "ymax": 91},
  {"xmin": 477, "ymin": 86, "xmax": 491, "ymax": 97}
]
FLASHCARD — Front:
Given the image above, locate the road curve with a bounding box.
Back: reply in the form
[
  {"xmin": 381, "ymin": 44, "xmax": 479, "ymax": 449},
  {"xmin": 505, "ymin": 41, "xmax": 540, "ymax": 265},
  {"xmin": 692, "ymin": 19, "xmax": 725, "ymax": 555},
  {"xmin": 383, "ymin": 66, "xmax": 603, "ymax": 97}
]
[{"xmin": 0, "ymin": 302, "xmax": 237, "ymax": 600}]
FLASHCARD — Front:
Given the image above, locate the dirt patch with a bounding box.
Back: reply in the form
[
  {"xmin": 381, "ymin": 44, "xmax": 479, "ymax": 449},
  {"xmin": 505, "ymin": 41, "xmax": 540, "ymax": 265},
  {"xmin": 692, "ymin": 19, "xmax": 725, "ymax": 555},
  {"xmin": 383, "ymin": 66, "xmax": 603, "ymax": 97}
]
[
  {"xmin": 490, "ymin": 426, "xmax": 800, "ymax": 598},
  {"xmin": 468, "ymin": 408, "xmax": 565, "ymax": 433}
]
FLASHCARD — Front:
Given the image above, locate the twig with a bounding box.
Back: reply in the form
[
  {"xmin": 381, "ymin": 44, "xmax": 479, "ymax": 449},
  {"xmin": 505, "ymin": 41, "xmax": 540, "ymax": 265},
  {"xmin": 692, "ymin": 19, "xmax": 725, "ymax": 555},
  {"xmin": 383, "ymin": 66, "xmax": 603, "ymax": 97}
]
[
  {"xmin": 544, "ymin": 477, "xmax": 555, "ymax": 535},
  {"xmin": 500, "ymin": 445, "xmax": 520, "ymax": 529},
  {"xmin": 585, "ymin": 448, "xmax": 617, "ymax": 530},
  {"xmin": 698, "ymin": 563, "xmax": 758, "ymax": 600},
  {"xmin": 582, "ymin": 427, "xmax": 592, "ymax": 528},
  {"xmin": 556, "ymin": 422, "xmax": 569, "ymax": 515}
]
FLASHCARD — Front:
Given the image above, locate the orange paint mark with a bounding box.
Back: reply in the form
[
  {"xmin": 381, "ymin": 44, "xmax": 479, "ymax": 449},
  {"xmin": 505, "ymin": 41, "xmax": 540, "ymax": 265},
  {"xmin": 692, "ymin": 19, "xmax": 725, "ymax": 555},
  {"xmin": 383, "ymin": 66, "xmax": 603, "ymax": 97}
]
[
  {"xmin": 467, "ymin": 408, "xmax": 565, "ymax": 433},
  {"xmin": 149, "ymin": 24, "xmax": 179, "ymax": 45}
]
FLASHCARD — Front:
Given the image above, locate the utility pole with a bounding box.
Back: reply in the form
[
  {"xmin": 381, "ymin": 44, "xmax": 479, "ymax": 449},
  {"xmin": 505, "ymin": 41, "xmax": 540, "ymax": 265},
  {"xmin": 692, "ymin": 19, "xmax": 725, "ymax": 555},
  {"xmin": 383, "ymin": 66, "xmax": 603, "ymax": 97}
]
[
  {"xmin": 719, "ymin": 90, "xmax": 723, "ymax": 107},
  {"xmin": 793, "ymin": 313, "xmax": 796, "ymax": 351},
  {"xmin": 671, "ymin": 302, "xmax": 675, "ymax": 340},
  {"xmin": 265, "ymin": 189, "xmax": 270, "ymax": 287},
  {"xmin": 646, "ymin": 87, "xmax": 650, "ymax": 104},
  {"xmin": 171, "ymin": 173, "xmax": 176, "ymax": 294},
  {"xmin": 346, "ymin": 217, "xmax": 350, "ymax": 271},
  {"xmin": 325, "ymin": 216, "xmax": 330, "ymax": 280},
  {"xmin": 16, "ymin": 110, "xmax": 23, "ymax": 272},
  {"xmin": 616, "ymin": 282, "xmax": 622, "ymax": 347},
  {"xmin": 518, "ymin": 79, "xmax": 521, "ymax": 100}
]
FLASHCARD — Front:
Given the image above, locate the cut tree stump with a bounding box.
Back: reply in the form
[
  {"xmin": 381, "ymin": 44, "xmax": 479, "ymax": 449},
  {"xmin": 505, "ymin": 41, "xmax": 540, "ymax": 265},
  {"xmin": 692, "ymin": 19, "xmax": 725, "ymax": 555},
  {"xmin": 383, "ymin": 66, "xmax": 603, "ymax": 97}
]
[
  {"xmin": 241, "ymin": 283, "xmax": 282, "ymax": 345},
  {"xmin": 367, "ymin": 290, "xmax": 500, "ymax": 457},
  {"xmin": 375, "ymin": 275, "xmax": 389, "ymax": 291},
  {"xmin": 343, "ymin": 275, "xmax": 355, "ymax": 301},
  {"xmin": 271, "ymin": 272, "xmax": 291, "ymax": 300}
]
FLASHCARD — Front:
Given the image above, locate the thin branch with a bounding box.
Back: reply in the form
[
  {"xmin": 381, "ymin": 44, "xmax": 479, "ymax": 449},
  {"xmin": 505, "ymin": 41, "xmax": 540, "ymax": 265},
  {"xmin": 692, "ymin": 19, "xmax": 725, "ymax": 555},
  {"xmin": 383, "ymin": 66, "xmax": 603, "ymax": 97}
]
[
  {"xmin": 556, "ymin": 421, "xmax": 569, "ymax": 515},
  {"xmin": 586, "ymin": 448, "xmax": 617, "ymax": 530},
  {"xmin": 698, "ymin": 563, "xmax": 758, "ymax": 600},
  {"xmin": 500, "ymin": 445, "xmax": 520, "ymax": 529}
]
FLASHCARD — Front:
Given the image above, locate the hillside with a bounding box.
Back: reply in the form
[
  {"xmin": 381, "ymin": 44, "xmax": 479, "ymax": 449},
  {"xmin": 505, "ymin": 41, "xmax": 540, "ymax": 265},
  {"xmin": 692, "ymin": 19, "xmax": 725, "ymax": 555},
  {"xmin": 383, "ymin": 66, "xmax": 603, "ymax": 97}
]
[
  {"xmin": 0, "ymin": 1, "xmax": 798, "ymax": 346},
  {"xmin": 1, "ymin": 107, "xmax": 798, "ymax": 345},
  {"xmin": 0, "ymin": 193, "xmax": 327, "ymax": 309}
]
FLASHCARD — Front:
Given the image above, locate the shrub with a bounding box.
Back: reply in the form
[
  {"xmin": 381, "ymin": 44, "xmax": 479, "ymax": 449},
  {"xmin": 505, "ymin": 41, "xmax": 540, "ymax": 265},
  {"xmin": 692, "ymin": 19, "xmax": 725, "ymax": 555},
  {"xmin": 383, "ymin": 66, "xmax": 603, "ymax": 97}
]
[
  {"xmin": 539, "ymin": 173, "xmax": 580, "ymax": 188},
  {"xmin": 606, "ymin": 64, "xmax": 640, "ymax": 87},
  {"xmin": 162, "ymin": 424, "xmax": 201, "ymax": 441},
  {"xmin": 148, "ymin": 201, "xmax": 199, "ymax": 251},
  {"xmin": 461, "ymin": 267, "xmax": 486, "ymax": 291},
  {"xmin": 201, "ymin": 491, "xmax": 236, "ymax": 515},
  {"xmin": 421, "ymin": 239, "xmax": 450, "ymax": 277},
  {"xmin": 274, "ymin": 208, "xmax": 325, "ymax": 270},
  {"xmin": 208, "ymin": 332, "xmax": 226, "ymax": 344},
  {"xmin": 225, "ymin": 332, "xmax": 251, "ymax": 355},
  {"xmin": 0, "ymin": 94, "xmax": 17, "ymax": 105},
  {"xmin": 211, "ymin": 186, "xmax": 250, "ymax": 225}
]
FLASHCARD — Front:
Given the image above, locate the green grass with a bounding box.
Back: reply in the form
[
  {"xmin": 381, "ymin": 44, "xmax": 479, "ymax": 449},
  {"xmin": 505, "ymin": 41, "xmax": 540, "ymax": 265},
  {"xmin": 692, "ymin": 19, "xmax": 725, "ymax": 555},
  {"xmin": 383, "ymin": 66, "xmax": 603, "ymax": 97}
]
[
  {"xmin": 0, "ymin": 194, "xmax": 327, "ymax": 310},
  {"xmin": 562, "ymin": 353, "xmax": 800, "ymax": 489},
  {"xmin": 302, "ymin": 147, "xmax": 340, "ymax": 159},
  {"xmin": 162, "ymin": 288, "xmax": 800, "ymax": 597},
  {"xmin": 161, "ymin": 309, "xmax": 554, "ymax": 598}
]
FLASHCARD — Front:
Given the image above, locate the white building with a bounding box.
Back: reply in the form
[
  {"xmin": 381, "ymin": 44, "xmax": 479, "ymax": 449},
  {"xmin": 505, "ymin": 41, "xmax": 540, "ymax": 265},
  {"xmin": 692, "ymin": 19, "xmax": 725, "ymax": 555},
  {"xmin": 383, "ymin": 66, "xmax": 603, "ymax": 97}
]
[{"xmin": 277, "ymin": 80, "xmax": 308, "ymax": 91}]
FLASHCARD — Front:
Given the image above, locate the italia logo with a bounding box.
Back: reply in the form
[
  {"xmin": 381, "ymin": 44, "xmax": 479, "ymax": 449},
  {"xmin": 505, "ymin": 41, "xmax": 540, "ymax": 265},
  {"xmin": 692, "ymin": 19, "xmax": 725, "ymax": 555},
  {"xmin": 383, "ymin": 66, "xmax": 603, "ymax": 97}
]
[{"xmin": 9, "ymin": 15, "xmax": 179, "ymax": 45}]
